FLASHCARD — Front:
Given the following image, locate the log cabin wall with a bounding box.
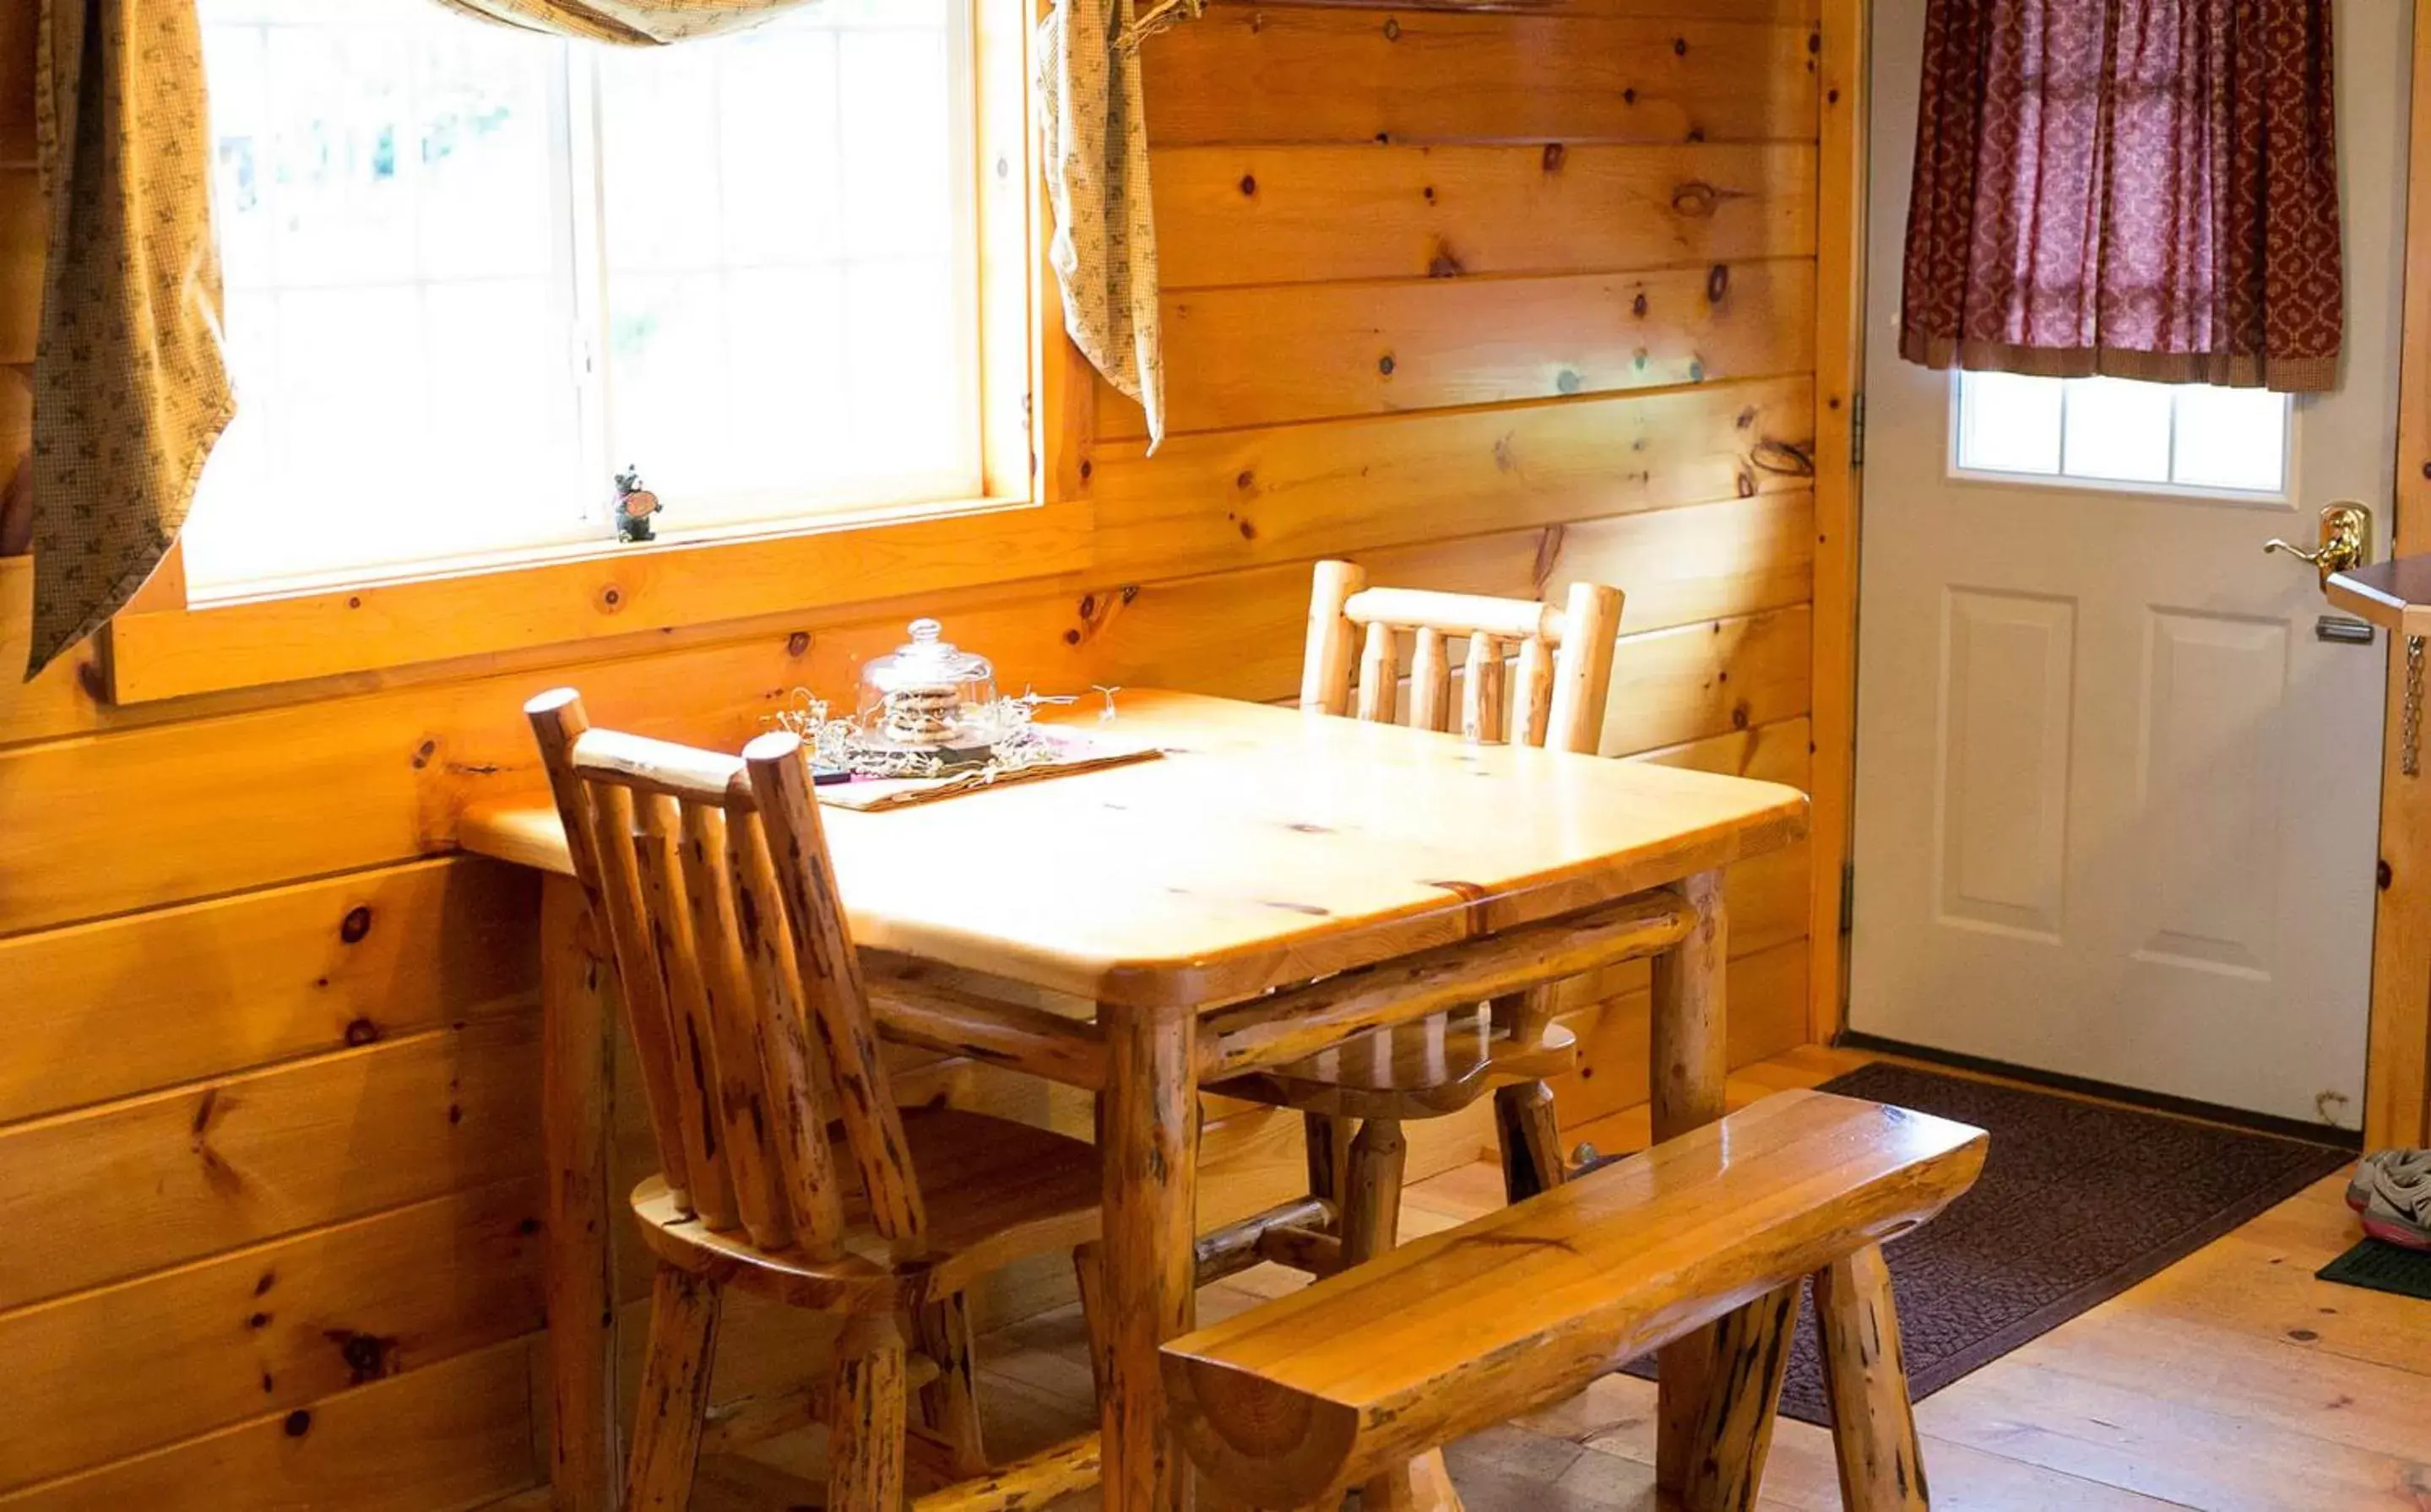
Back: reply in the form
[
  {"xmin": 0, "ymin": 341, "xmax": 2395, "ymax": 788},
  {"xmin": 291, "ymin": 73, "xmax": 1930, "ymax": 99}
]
[{"xmin": 0, "ymin": 0, "xmax": 1832, "ymax": 1504}]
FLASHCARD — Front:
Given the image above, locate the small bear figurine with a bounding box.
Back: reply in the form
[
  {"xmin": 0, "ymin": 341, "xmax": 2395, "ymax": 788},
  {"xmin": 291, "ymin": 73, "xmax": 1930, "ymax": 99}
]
[{"xmin": 614, "ymin": 467, "xmax": 661, "ymax": 544}]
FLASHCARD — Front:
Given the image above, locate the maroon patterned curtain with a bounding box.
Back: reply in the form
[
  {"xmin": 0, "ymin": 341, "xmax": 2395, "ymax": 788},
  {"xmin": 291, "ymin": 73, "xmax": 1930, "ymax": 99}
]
[{"xmin": 1900, "ymin": 0, "xmax": 2342, "ymax": 393}]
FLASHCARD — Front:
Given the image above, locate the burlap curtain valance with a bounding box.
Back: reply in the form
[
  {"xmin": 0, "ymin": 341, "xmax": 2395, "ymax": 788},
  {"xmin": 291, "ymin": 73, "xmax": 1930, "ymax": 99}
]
[{"xmin": 22, "ymin": 0, "xmax": 1162, "ymax": 679}]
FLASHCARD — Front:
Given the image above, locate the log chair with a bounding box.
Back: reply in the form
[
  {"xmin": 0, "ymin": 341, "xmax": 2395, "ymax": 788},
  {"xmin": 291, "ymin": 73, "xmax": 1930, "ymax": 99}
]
[
  {"xmin": 1203, "ymin": 561, "xmax": 1627, "ymax": 1271},
  {"xmin": 1163, "ymin": 1089, "xmax": 1988, "ymax": 1512},
  {"xmin": 1193, "ymin": 562, "xmax": 1636, "ymax": 1509},
  {"xmin": 527, "ymin": 690, "xmax": 1108, "ymax": 1511}
]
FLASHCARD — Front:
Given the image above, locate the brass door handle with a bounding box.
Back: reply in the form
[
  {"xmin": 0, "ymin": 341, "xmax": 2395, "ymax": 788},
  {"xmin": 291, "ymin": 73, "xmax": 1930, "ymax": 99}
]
[{"xmin": 2265, "ymin": 501, "xmax": 2373, "ymax": 588}]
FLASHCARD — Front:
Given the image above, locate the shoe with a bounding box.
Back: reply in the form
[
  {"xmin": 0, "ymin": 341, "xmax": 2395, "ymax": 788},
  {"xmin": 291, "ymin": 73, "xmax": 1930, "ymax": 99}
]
[{"xmin": 2346, "ymin": 1148, "xmax": 2431, "ymax": 1250}]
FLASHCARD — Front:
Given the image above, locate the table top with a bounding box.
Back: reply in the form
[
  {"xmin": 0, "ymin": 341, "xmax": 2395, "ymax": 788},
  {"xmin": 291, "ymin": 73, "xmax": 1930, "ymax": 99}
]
[
  {"xmin": 2327, "ymin": 556, "xmax": 2431, "ymax": 639},
  {"xmin": 460, "ymin": 690, "xmax": 1808, "ymax": 1011}
]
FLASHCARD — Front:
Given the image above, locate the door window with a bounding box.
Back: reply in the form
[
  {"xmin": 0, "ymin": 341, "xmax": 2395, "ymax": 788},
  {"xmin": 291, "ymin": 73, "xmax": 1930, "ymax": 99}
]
[{"xmin": 1952, "ymin": 372, "xmax": 2290, "ymax": 498}]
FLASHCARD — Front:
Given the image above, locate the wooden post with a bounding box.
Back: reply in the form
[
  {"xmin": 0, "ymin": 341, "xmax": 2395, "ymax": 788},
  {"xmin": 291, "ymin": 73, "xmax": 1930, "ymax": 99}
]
[
  {"xmin": 829, "ymin": 1314, "xmax": 910, "ymax": 1512},
  {"xmin": 1492, "ymin": 1081, "xmax": 1565, "ymax": 1204},
  {"xmin": 1303, "ymin": 560, "xmax": 1367, "ymax": 716},
  {"xmin": 1678, "ymin": 1284, "xmax": 1798, "ymax": 1512},
  {"xmin": 1545, "ymin": 582, "xmax": 1622, "ymax": 755},
  {"xmin": 1339, "ymin": 1118, "xmax": 1406, "ymax": 1265},
  {"xmin": 1303, "ymin": 1111, "xmax": 1351, "ymax": 1223},
  {"xmin": 1100, "ymin": 1006, "xmax": 1201, "ymax": 1512},
  {"xmin": 2367, "ymin": 0, "xmax": 2431, "ymax": 1153},
  {"xmin": 1809, "ymin": 0, "xmax": 1870, "ymax": 1046},
  {"xmin": 1814, "ymin": 1244, "xmax": 1930, "ymax": 1510},
  {"xmin": 1074, "ymin": 1242, "xmax": 1112, "ymax": 1406},
  {"xmin": 625, "ymin": 1265, "xmax": 722, "ymax": 1512},
  {"xmin": 1652, "ymin": 868, "xmax": 1729, "ymax": 1495},
  {"xmin": 540, "ymin": 873, "xmax": 620, "ymax": 1512},
  {"xmin": 916, "ymin": 1294, "xmax": 990, "ymax": 1478},
  {"xmin": 1338, "ymin": 1117, "xmax": 1446, "ymax": 1512}
]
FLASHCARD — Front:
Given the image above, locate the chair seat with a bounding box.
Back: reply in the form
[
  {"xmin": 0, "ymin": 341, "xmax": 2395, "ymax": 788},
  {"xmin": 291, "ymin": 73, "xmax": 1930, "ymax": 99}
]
[
  {"xmin": 630, "ymin": 1105, "xmax": 1104, "ymax": 1314},
  {"xmin": 1213, "ymin": 1005, "xmax": 1576, "ymax": 1120}
]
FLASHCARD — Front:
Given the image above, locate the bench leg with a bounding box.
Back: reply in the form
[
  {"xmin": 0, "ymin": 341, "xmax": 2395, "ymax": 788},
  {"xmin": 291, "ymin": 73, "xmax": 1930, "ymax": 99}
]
[
  {"xmin": 1814, "ymin": 1244, "xmax": 1929, "ymax": 1510},
  {"xmin": 1363, "ymin": 1447, "xmax": 1466, "ymax": 1512},
  {"xmin": 1679, "ymin": 1282, "xmax": 1797, "ymax": 1512},
  {"xmin": 1652, "ymin": 869, "xmax": 1730, "ymax": 1494}
]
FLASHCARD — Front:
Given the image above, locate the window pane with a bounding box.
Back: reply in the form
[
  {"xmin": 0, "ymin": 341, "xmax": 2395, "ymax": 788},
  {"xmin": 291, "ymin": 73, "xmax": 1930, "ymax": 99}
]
[
  {"xmin": 189, "ymin": 1, "xmax": 589, "ymax": 593},
  {"xmin": 1956, "ymin": 371, "xmax": 2063, "ymax": 475},
  {"xmin": 2170, "ymin": 385, "xmax": 2288, "ymax": 493},
  {"xmin": 719, "ymin": 30, "xmax": 840, "ymax": 264},
  {"xmin": 594, "ymin": 3, "xmax": 979, "ymax": 530},
  {"xmin": 597, "ymin": 46, "xmax": 721, "ymax": 273},
  {"xmin": 2060, "ymin": 376, "xmax": 2173, "ymax": 483},
  {"xmin": 605, "ymin": 273, "xmax": 731, "ymax": 495}
]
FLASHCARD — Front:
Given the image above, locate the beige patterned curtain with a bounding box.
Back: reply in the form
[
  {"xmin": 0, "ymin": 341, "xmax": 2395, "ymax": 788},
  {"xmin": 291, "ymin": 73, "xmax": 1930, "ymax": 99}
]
[
  {"xmin": 22, "ymin": 0, "xmax": 1163, "ymax": 679},
  {"xmin": 25, "ymin": 0, "xmax": 234, "ymax": 678},
  {"xmin": 1036, "ymin": 0, "xmax": 1163, "ymax": 448}
]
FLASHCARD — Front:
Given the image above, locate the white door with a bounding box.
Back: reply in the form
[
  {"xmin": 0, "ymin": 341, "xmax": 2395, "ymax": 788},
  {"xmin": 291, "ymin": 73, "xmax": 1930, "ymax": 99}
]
[{"xmin": 1848, "ymin": 0, "xmax": 2408, "ymax": 1129}]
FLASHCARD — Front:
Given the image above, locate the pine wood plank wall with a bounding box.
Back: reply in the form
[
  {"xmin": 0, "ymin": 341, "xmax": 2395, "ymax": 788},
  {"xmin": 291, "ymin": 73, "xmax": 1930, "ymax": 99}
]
[{"xmin": 0, "ymin": 0, "xmax": 1831, "ymax": 1502}]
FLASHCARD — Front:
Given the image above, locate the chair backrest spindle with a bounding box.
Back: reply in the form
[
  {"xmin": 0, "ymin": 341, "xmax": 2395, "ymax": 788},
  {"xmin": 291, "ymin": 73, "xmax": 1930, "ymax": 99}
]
[
  {"xmin": 744, "ymin": 734, "xmax": 929, "ymax": 1256},
  {"xmin": 523, "ymin": 694, "xmax": 921, "ymax": 1262},
  {"xmin": 1462, "ymin": 635, "xmax": 1507, "ymax": 745},
  {"xmin": 1356, "ymin": 621, "xmax": 1400, "ymax": 724},
  {"xmin": 529, "ymin": 691, "xmax": 700, "ymax": 1216},
  {"xmin": 1408, "ymin": 627, "xmax": 1452, "ymax": 734},
  {"xmin": 651, "ymin": 794, "xmax": 786, "ymax": 1249},
  {"xmin": 629, "ymin": 789, "xmax": 743, "ymax": 1234}
]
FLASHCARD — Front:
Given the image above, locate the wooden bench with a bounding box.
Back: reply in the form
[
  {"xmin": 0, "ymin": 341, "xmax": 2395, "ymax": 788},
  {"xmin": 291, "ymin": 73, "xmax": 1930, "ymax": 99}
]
[{"xmin": 1159, "ymin": 1090, "xmax": 1989, "ymax": 1511}]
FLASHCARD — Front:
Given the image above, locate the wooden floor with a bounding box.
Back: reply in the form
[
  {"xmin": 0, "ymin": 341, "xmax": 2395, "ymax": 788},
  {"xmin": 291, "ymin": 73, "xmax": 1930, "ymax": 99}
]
[{"xmin": 535, "ymin": 1046, "xmax": 2431, "ymax": 1510}]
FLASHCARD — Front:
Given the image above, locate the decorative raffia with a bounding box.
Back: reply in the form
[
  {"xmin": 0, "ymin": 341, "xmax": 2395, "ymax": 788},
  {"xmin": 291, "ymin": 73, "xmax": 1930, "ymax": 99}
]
[
  {"xmin": 1037, "ymin": 0, "xmax": 1164, "ymax": 448},
  {"xmin": 24, "ymin": 0, "xmax": 234, "ymax": 679}
]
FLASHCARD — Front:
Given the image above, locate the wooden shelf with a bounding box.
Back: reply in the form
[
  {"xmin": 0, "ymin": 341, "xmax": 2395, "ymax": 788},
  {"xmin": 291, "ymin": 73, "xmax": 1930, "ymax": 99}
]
[{"xmin": 2326, "ymin": 555, "xmax": 2431, "ymax": 638}]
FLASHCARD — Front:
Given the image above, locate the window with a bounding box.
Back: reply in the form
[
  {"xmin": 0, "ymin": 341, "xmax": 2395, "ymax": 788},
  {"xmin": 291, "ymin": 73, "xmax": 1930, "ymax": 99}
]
[
  {"xmin": 186, "ymin": 0, "xmax": 981, "ymax": 599},
  {"xmin": 1952, "ymin": 372, "xmax": 2291, "ymax": 497}
]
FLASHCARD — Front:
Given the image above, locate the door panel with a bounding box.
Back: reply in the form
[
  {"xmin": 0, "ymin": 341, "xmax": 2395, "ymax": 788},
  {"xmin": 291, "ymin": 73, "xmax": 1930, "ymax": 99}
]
[
  {"xmin": 1937, "ymin": 587, "xmax": 2075, "ymax": 940},
  {"xmin": 2135, "ymin": 608, "xmax": 2284, "ymax": 978}
]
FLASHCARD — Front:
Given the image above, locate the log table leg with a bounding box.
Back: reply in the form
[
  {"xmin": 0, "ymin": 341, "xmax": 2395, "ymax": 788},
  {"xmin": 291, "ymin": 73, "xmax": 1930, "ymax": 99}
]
[
  {"xmin": 540, "ymin": 873, "xmax": 621, "ymax": 1511},
  {"xmin": 1651, "ymin": 868, "xmax": 1729, "ymax": 1498},
  {"xmin": 1101, "ymin": 1005, "xmax": 1202, "ymax": 1512}
]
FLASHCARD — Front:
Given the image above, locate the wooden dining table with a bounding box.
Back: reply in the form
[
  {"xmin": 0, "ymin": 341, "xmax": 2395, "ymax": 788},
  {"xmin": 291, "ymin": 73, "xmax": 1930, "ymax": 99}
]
[{"xmin": 457, "ymin": 689, "xmax": 1808, "ymax": 1512}]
